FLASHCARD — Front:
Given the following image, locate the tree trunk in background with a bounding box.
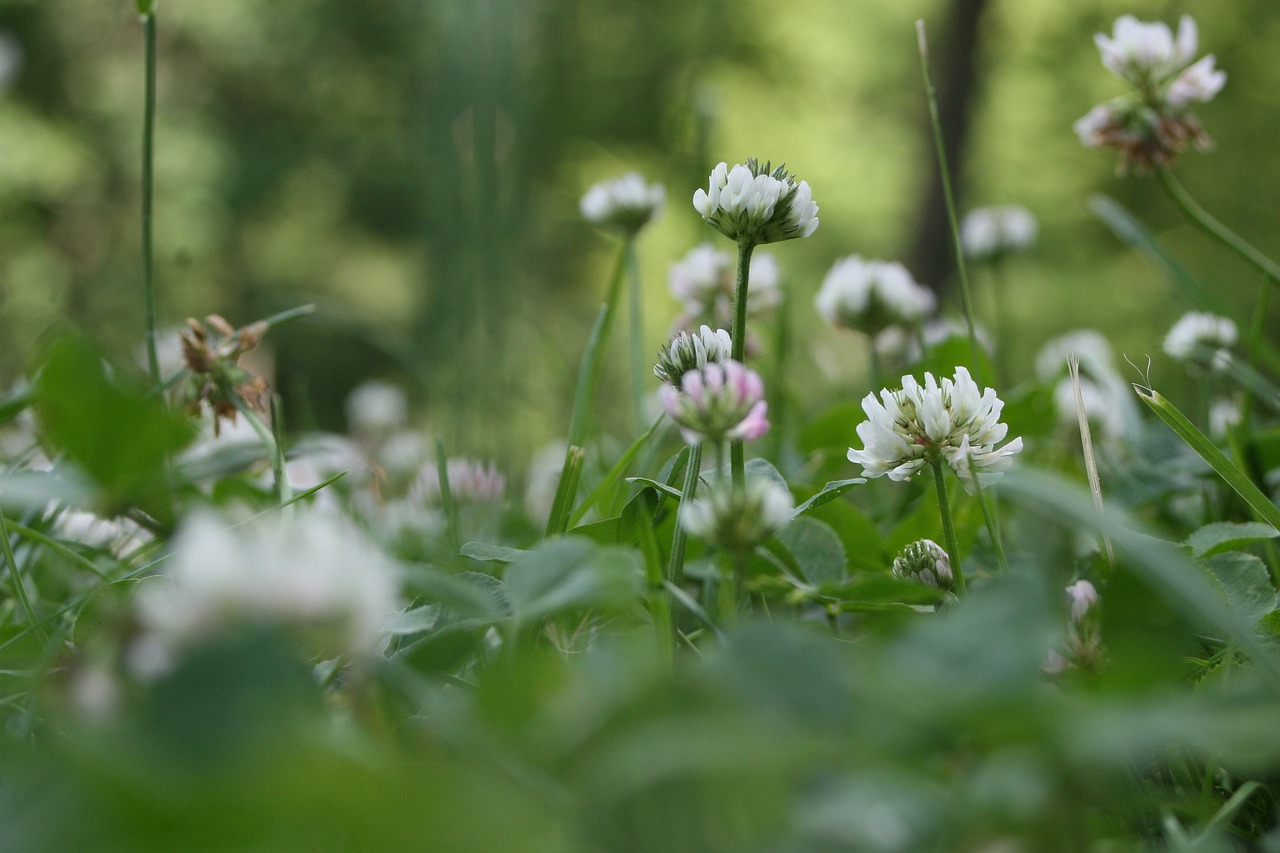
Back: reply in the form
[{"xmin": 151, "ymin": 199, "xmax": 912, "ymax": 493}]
[{"xmin": 905, "ymin": 0, "xmax": 990, "ymax": 295}]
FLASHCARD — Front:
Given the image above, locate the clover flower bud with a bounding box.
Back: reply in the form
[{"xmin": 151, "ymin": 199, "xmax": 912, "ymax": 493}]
[
  {"xmin": 681, "ymin": 477, "xmax": 794, "ymax": 553},
  {"xmin": 1163, "ymin": 311, "xmax": 1237, "ymax": 371},
  {"xmin": 658, "ymin": 360, "xmax": 769, "ymax": 445},
  {"xmin": 654, "ymin": 325, "xmax": 733, "ymax": 385},
  {"xmin": 580, "ymin": 172, "xmax": 665, "ymax": 234},
  {"xmin": 848, "ymin": 367, "xmax": 1022, "ymax": 487},
  {"xmin": 692, "ymin": 159, "xmax": 818, "ymax": 246},
  {"xmin": 815, "ymin": 256, "xmax": 936, "ymax": 337},
  {"xmin": 960, "ymin": 205, "xmax": 1038, "ymax": 261},
  {"xmin": 892, "ymin": 539, "xmax": 953, "ymax": 590}
]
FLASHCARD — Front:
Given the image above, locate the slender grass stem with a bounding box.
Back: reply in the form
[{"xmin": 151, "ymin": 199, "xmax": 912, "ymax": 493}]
[
  {"xmin": 0, "ymin": 513, "xmax": 41, "ymax": 635},
  {"xmin": 435, "ymin": 437, "xmax": 462, "ymax": 555},
  {"xmin": 667, "ymin": 441, "xmax": 702, "ymax": 587},
  {"xmin": 567, "ymin": 241, "xmax": 631, "ymax": 448},
  {"xmin": 626, "ymin": 239, "xmax": 646, "ymax": 434},
  {"xmin": 140, "ymin": 9, "xmax": 160, "ymax": 388},
  {"xmin": 967, "ymin": 460, "xmax": 1008, "ymax": 574},
  {"xmin": 930, "ymin": 458, "xmax": 967, "ymax": 594},
  {"xmin": 916, "ymin": 21, "xmax": 984, "ymax": 386},
  {"xmin": 231, "ymin": 395, "xmax": 290, "ymax": 504},
  {"xmin": 1156, "ymin": 169, "xmax": 1280, "ymax": 288},
  {"xmin": 730, "ymin": 239, "xmax": 756, "ymax": 492}
]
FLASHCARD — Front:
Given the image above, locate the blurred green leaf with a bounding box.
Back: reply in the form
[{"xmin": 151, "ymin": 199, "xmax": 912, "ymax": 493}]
[
  {"xmin": 776, "ymin": 517, "xmax": 847, "ymax": 585},
  {"xmin": 504, "ymin": 536, "xmax": 642, "ymax": 626},
  {"xmin": 790, "ymin": 478, "xmax": 865, "ymax": 519},
  {"xmin": 1187, "ymin": 522, "xmax": 1280, "ymax": 559},
  {"xmin": 1203, "ymin": 552, "xmax": 1277, "ymax": 630},
  {"xmin": 414, "ymin": 569, "xmax": 509, "ymax": 621},
  {"xmin": 460, "ymin": 541, "xmax": 527, "ymax": 565}
]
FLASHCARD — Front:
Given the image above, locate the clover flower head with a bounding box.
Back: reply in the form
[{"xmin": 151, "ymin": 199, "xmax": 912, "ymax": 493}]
[
  {"xmin": 658, "ymin": 359, "xmax": 769, "ymax": 444},
  {"xmin": 654, "ymin": 325, "xmax": 733, "ymax": 385},
  {"xmin": 847, "ymin": 367, "xmax": 1022, "ymax": 487},
  {"xmin": 415, "ymin": 458, "xmax": 506, "ymax": 504},
  {"xmin": 1163, "ymin": 311, "xmax": 1237, "ymax": 371},
  {"xmin": 960, "ymin": 205, "xmax": 1038, "ymax": 260},
  {"xmin": 346, "ymin": 380, "xmax": 408, "ymax": 435},
  {"xmin": 580, "ymin": 172, "xmax": 665, "ymax": 234},
  {"xmin": 1079, "ymin": 15, "xmax": 1225, "ymax": 173},
  {"xmin": 692, "ymin": 159, "xmax": 818, "ymax": 246},
  {"xmin": 1065, "ymin": 579, "xmax": 1099, "ymax": 624},
  {"xmin": 681, "ymin": 476, "xmax": 794, "ymax": 553},
  {"xmin": 815, "ymin": 256, "xmax": 936, "ymax": 337},
  {"xmin": 892, "ymin": 539, "xmax": 953, "ymax": 590},
  {"xmin": 668, "ymin": 244, "xmax": 781, "ymax": 323}
]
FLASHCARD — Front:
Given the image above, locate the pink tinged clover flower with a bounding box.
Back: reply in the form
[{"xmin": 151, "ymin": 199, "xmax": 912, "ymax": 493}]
[
  {"xmin": 693, "ymin": 160, "xmax": 818, "ymax": 246},
  {"xmin": 659, "ymin": 360, "xmax": 769, "ymax": 445},
  {"xmin": 847, "ymin": 367, "xmax": 1022, "ymax": 488}
]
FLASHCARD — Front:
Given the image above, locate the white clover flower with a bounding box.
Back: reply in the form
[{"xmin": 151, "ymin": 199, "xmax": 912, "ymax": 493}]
[
  {"xmin": 668, "ymin": 244, "xmax": 781, "ymax": 342},
  {"xmin": 1065, "ymin": 579, "xmax": 1099, "ymax": 624},
  {"xmin": 376, "ymin": 430, "xmax": 433, "ymax": 477},
  {"xmin": 681, "ymin": 477, "xmax": 793, "ymax": 552},
  {"xmin": 1167, "ymin": 55, "xmax": 1227, "ymax": 107},
  {"xmin": 580, "ymin": 172, "xmax": 665, "ymax": 234},
  {"xmin": 133, "ymin": 507, "xmax": 403, "ymax": 666},
  {"xmin": 1094, "ymin": 15, "xmax": 1198, "ymax": 84},
  {"xmin": 1073, "ymin": 104, "xmax": 1118, "ymax": 149},
  {"xmin": 54, "ymin": 509, "xmax": 152, "ymax": 557},
  {"xmin": 693, "ymin": 159, "xmax": 818, "ymax": 246},
  {"xmin": 892, "ymin": 539, "xmax": 953, "ymax": 590},
  {"xmin": 815, "ymin": 256, "xmax": 936, "ymax": 336},
  {"xmin": 960, "ymin": 205, "xmax": 1038, "ymax": 260},
  {"xmin": 658, "ymin": 360, "xmax": 769, "ymax": 445},
  {"xmin": 847, "ymin": 367, "xmax": 1023, "ymax": 486},
  {"xmin": 346, "ymin": 380, "xmax": 408, "ymax": 435},
  {"xmin": 1035, "ymin": 329, "xmax": 1116, "ymax": 383},
  {"xmin": 1053, "ymin": 376, "xmax": 1125, "ymax": 443},
  {"xmin": 654, "ymin": 325, "xmax": 733, "ymax": 385},
  {"xmin": 1209, "ymin": 396, "xmax": 1242, "ymax": 440},
  {"xmin": 414, "ymin": 458, "xmax": 506, "ymax": 504},
  {"xmin": 1163, "ymin": 311, "xmax": 1237, "ymax": 370}
]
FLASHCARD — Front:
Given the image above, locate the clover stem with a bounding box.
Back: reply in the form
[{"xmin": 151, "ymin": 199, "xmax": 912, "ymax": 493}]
[
  {"xmin": 930, "ymin": 458, "xmax": 967, "ymax": 594},
  {"xmin": 667, "ymin": 441, "xmax": 702, "ymax": 588},
  {"xmin": 730, "ymin": 239, "xmax": 756, "ymax": 493}
]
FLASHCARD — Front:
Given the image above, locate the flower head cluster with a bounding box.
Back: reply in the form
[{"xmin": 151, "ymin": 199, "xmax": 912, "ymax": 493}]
[
  {"xmin": 693, "ymin": 160, "xmax": 818, "ymax": 246},
  {"xmin": 815, "ymin": 256, "xmax": 936, "ymax": 337},
  {"xmin": 681, "ymin": 477, "xmax": 794, "ymax": 553},
  {"xmin": 668, "ymin": 243, "xmax": 781, "ymax": 334},
  {"xmin": 892, "ymin": 539, "xmax": 953, "ymax": 590},
  {"xmin": 960, "ymin": 205, "xmax": 1038, "ymax": 261},
  {"xmin": 179, "ymin": 314, "xmax": 271, "ymax": 434},
  {"xmin": 1076, "ymin": 15, "xmax": 1226, "ymax": 172},
  {"xmin": 653, "ymin": 325, "xmax": 732, "ymax": 385},
  {"xmin": 1163, "ymin": 311, "xmax": 1236, "ymax": 371},
  {"xmin": 346, "ymin": 380, "xmax": 408, "ymax": 436},
  {"xmin": 132, "ymin": 508, "xmax": 402, "ymax": 672},
  {"xmin": 659, "ymin": 360, "xmax": 769, "ymax": 445},
  {"xmin": 414, "ymin": 458, "xmax": 506, "ymax": 504},
  {"xmin": 580, "ymin": 172, "xmax": 665, "ymax": 234},
  {"xmin": 848, "ymin": 367, "xmax": 1023, "ymax": 486}
]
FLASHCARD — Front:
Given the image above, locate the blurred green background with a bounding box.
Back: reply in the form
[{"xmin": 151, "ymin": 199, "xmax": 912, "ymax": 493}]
[{"xmin": 0, "ymin": 0, "xmax": 1276, "ymax": 463}]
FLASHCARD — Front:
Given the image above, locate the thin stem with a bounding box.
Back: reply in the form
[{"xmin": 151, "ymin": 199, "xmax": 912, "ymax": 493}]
[
  {"xmin": 730, "ymin": 239, "xmax": 756, "ymax": 492},
  {"xmin": 866, "ymin": 336, "xmax": 882, "ymax": 391},
  {"xmin": 967, "ymin": 460, "xmax": 1008, "ymax": 574},
  {"xmin": 930, "ymin": 459, "xmax": 967, "ymax": 594},
  {"xmin": 667, "ymin": 442, "xmax": 702, "ymax": 588},
  {"xmin": 1157, "ymin": 169, "xmax": 1280, "ymax": 288},
  {"xmin": 435, "ymin": 437, "xmax": 462, "ymax": 555},
  {"xmin": 988, "ymin": 255, "xmax": 1008, "ymax": 383},
  {"xmin": 916, "ymin": 21, "xmax": 984, "ymax": 385},
  {"xmin": 0, "ymin": 512, "xmax": 41, "ymax": 635},
  {"xmin": 232, "ymin": 397, "xmax": 290, "ymax": 504},
  {"xmin": 567, "ymin": 241, "xmax": 631, "ymax": 448},
  {"xmin": 141, "ymin": 11, "xmax": 160, "ymax": 388},
  {"xmin": 626, "ymin": 239, "xmax": 646, "ymax": 435}
]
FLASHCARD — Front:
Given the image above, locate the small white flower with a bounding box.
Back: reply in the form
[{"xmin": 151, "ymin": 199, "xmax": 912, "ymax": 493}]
[
  {"xmin": 668, "ymin": 244, "xmax": 781, "ymax": 342},
  {"xmin": 693, "ymin": 160, "xmax": 818, "ymax": 245},
  {"xmin": 1209, "ymin": 396, "xmax": 1242, "ymax": 440},
  {"xmin": 892, "ymin": 539, "xmax": 953, "ymax": 590},
  {"xmin": 654, "ymin": 325, "xmax": 733, "ymax": 385},
  {"xmin": 580, "ymin": 172, "xmax": 665, "ymax": 234},
  {"xmin": 133, "ymin": 508, "xmax": 403, "ymax": 665},
  {"xmin": 1035, "ymin": 329, "xmax": 1116, "ymax": 383},
  {"xmin": 960, "ymin": 206, "xmax": 1038, "ymax": 260},
  {"xmin": 658, "ymin": 360, "xmax": 769, "ymax": 445},
  {"xmin": 1163, "ymin": 311, "xmax": 1237, "ymax": 370},
  {"xmin": 1073, "ymin": 104, "xmax": 1118, "ymax": 148},
  {"xmin": 681, "ymin": 477, "xmax": 793, "ymax": 552},
  {"xmin": 346, "ymin": 380, "xmax": 408, "ymax": 434},
  {"xmin": 1094, "ymin": 15, "xmax": 1198, "ymax": 84},
  {"xmin": 1065, "ymin": 579, "xmax": 1099, "ymax": 624},
  {"xmin": 815, "ymin": 256, "xmax": 936, "ymax": 336},
  {"xmin": 848, "ymin": 367, "xmax": 1023, "ymax": 486},
  {"xmin": 1167, "ymin": 55, "xmax": 1227, "ymax": 107},
  {"xmin": 415, "ymin": 458, "xmax": 506, "ymax": 504}
]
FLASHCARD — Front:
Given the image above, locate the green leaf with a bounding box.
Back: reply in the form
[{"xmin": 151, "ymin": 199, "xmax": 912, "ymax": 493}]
[
  {"xmin": 570, "ymin": 414, "xmax": 664, "ymax": 526},
  {"xmin": 775, "ymin": 517, "xmax": 847, "ymax": 585},
  {"xmin": 413, "ymin": 569, "xmax": 509, "ymax": 621},
  {"xmin": 791, "ymin": 478, "xmax": 865, "ymax": 519},
  {"xmin": 1203, "ymin": 552, "xmax": 1277, "ymax": 630},
  {"xmin": 384, "ymin": 605, "xmax": 442, "ymax": 636},
  {"xmin": 624, "ymin": 477, "xmax": 683, "ymax": 502},
  {"xmin": 808, "ymin": 498, "xmax": 885, "ymax": 573},
  {"xmin": 503, "ymin": 536, "xmax": 642, "ymax": 625},
  {"xmin": 820, "ymin": 573, "xmax": 946, "ymax": 609},
  {"xmin": 35, "ymin": 336, "xmax": 193, "ymax": 521},
  {"xmin": 460, "ymin": 541, "xmax": 527, "ymax": 565},
  {"xmin": 796, "ymin": 401, "xmax": 860, "ymax": 454},
  {"xmin": 1186, "ymin": 522, "xmax": 1280, "ymax": 559},
  {"xmin": 396, "ymin": 620, "xmax": 489, "ymax": 675}
]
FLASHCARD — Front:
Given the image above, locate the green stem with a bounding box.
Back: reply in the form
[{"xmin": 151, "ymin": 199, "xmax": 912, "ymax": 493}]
[
  {"xmin": 968, "ymin": 458, "xmax": 1008, "ymax": 574},
  {"xmin": 140, "ymin": 11, "xmax": 160, "ymax": 388},
  {"xmin": 232, "ymin": 396, "xmax": 290, "ymax": 504},
  {"xmin": 930, "ymin": 459, "xmax": 967, "ymax": 594},
  {"xmin": 717, "ymin": 551, "xmax": 739, "ymax": 627},
  {"xmin": 435, "ymin": 437, "xmax": 462, "ymax": 555},
  {"xmin": 0, "ymin": 512, "xmax": 41, "ymax": 635},
  {"xmin": 867, "ymin": 336, "xmax": 882, "ymax": 391},
  {"xmin": 1157, "ymin": 169, "xmax": 1280, "ymax": 288},
  {"xmin": 730, "ymin": 239, "xmax": 756, "ymax": 492},
  {"xmin": 916, "ymin": 21, "xmax": 984, "ymax": 385},
  {"xmin": 626, "ymin": 240, "xmax": 646, "ymax": 435},
  {"xmin": 567, "ymin": 241, "xmax": 631, "ymax": 448},
  {"xmin": 667, "ymin": 442, "xmax": 702, "ymax": 587}
]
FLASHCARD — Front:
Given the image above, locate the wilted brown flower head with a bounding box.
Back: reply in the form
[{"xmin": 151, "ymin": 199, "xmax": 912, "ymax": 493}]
[{"xmin": 179, "ymin": 315, "xmax": 271, "ymax": 433}]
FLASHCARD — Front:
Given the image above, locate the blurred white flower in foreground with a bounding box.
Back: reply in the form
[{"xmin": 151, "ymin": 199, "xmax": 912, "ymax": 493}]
[
  {"xmin": 1163, "ymin": 311, "xmax": 1236, "ymax": 371},
  {"xmin": 1065, "ymin": 579, "xmax": 1099, "ymax": 624},
  {"xmin": 815, "ymin": 256, "xmax": 935, "ymax": 336},
  {"xmin": 580, "ymin": 172, "xmax": 665, "ymax": 234},
  {"xmin": 681, "ymin": 477, "xmax": 793, "ymax": 552},
  {"xmin": 133, "ymin": 508, "xmax": 402, "ymax": 672},
  {"xmin": 960, "ymin": 205, "xmax": 1037, "ymax": 260},
  {"xmin": 693, "ymin": 159, "xmax": 818, "ymax": 245},
  {"xmin": 848, "ymin": 367, "xmax": 1022, "ymax": 486},
  {"xmin": 668, "ymin": 243, "xmax": 781, "ymax": 332}
]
